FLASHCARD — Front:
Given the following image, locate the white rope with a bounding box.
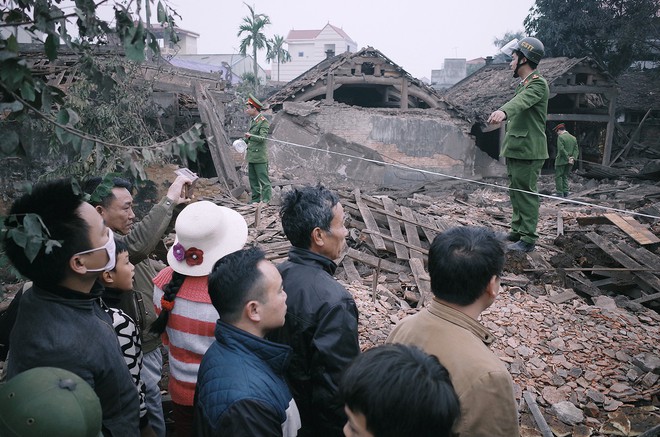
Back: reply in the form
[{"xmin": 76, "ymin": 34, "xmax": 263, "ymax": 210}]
[{"xmin": 247, "ymin": 134, "xmax": 660, "ymax": 221}]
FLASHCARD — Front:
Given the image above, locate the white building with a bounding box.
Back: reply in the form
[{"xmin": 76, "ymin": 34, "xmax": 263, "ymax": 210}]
[
  {"xmin": 150, "ymin": 24, "xmax": 199, "ymax": 56},
  {"xmin": 277, "ymin": 23, "xmax": 357, "ymax": 82},
  {"xmin": 174, "ymin": 54, "xmax": 267, "ymax": 83}
]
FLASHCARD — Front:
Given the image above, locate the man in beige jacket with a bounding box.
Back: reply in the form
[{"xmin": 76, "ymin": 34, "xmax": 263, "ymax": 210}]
[{"xmin": 387, "ymin": 226, "xmax": 519, "ymax": 437}]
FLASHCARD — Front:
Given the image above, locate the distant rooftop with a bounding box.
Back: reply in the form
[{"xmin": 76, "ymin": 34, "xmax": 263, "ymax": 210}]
[{"xmin": 286, "ymin": 23, "xmax": 356, "ymax": 45}]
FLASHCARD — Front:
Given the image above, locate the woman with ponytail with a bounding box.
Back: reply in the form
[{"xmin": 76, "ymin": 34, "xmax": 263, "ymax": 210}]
[{"xmin": 151, "ymin": 201, "xmax": 248, "ymax": 437}]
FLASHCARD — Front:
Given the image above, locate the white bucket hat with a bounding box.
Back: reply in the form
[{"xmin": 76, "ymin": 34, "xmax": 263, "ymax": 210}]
[{"xmin": 167, "ymin": 201, "xmax": 248, "ymax": 277}]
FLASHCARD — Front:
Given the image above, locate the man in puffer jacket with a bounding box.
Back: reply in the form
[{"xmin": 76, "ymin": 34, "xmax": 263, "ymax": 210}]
[{"xmin": 194, "ymin": 247, "xmax": 301, "ymax": 437}]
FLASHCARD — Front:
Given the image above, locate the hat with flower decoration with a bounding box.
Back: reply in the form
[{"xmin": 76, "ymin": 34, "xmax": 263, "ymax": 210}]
[{"xmin": 167, "ymin": 201, "xmax": 248, "ymax": 277}]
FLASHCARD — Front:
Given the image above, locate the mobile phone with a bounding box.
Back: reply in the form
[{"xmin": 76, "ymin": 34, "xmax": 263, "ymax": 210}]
[{"xmin": 175, "ymin": 168, "xmax": 199, "ymax": 198}]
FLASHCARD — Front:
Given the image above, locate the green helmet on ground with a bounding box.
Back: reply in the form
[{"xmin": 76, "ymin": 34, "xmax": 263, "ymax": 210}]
[
  {"xmin": 516, "ymin": 37, "xmax": 545, "ymax": 64},
  {"xmin": 0, "ymin": 367, "xmax": 102, "ymax": 437}
]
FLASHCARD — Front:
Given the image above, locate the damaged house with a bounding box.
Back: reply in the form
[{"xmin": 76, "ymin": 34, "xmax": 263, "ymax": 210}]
[
  {"xmin": 261, "ymin": 51, "xmax": 627, "ymax": 190},
  {"xmin": 264, "ymin": 47, "xmax": 506, "ymax": 189},
  {"xmin": 444, "ymin": 57, "xmax": 619, "ymax": 166}
]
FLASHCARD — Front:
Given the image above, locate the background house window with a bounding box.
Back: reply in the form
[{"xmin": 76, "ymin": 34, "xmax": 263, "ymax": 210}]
[{"xmin": 298, "ymin": 51, "xmax": 304, "ymax": 57}]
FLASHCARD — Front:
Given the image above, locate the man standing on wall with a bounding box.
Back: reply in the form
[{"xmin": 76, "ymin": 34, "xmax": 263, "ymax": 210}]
[
  {"xmin": 488, "ymin": 37, "xmax": 549, "ymax": 253},
  {"xmin": 553, "ymin": 123, "xmax": 579, "ymax": 197},
  {"xmin": 245, "ymin": 94, "xmax": 272, "ymax": 204}
]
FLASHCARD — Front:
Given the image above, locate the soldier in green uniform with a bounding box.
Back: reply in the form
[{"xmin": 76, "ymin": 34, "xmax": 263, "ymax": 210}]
[
  {"xmin": 553, "ymin": 123, "xmax": 579, "ymax": 197},
  {"xmin": 488, "ymin": 37, "xmax": 548, "ymax": 252},
  {"xmin": 244, "ymin": 94, "xmax": 272, "ymax": 204}
]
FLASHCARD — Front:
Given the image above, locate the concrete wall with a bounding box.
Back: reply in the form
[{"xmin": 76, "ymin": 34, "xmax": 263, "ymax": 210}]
[
  {"xmin": 268, "ymin": 102, "xmax": 504, "ymax": 188},
  {"xmin": 431, "ymin": 58, "xmax": 467, "ymax": 91}
]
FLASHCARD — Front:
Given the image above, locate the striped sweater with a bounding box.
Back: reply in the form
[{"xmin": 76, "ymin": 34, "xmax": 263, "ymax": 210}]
[
  {"xmin": 153, "ymin": 267, "xmax": 218, "ymax": 406},
  {"xmin": 101, "ymin": 302, "xmax": 148, "ymax": 423}
]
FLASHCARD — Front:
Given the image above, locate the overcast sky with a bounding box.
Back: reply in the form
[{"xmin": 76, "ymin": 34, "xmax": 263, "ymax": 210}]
[{"xmin": 161, "ymin": 0, "xmax": 536, "ymax": 79}]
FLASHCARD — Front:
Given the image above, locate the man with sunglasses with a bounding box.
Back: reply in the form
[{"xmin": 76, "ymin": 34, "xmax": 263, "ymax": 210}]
[
  {"xmin": 3, "ymin": 178, "xmax": 140, "ymax": 436},
  {"xmin": 244, "ymin": 94, "xmax": 272, "ymax": 204}
]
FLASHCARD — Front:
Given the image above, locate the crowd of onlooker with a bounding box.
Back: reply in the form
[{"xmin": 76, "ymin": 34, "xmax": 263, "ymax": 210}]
[{"xmin": 0, "ymin": 175, "xmax": 520, "ymax": 437}]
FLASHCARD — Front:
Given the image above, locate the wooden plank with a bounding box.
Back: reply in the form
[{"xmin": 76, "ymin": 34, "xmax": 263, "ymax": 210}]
[
  {"xmin": 256, "ymin": 213, "xmax": 278, "ymax": 231},
  {"xmin": 523, "ymin": 391, "xmax": 554, "ymax": 437},
  {"xmin": 565, "ymin": 272, "xmax": 601, "ymax": 297},
  {"xmin": 381, "ymin": 197, "xmax": 409, "ymax": 260},
  {"xmin": 557, "ymin": 211, "xmax": 564, "ymax": 237},
  {"xmin": 547, "ymin": 113, "xmax": 610, "ymax": 122},
  {"xmin": 586, "ymin": 232, "xmax": 660, "ymax": 295},
  {"xmin": 400, "ymin": 206, "xmax": 424, "ymax": 260},
  {"xmin": 610, "ymin": 108, "xmax": 652, "ymax": 165},
  {"xmin": 353, "ymin": 189, "xmax": 387, "ymax": 251},
  {"xmin": 342, "ymin": 197, "xmax": 440, "ymax": 237},
  {"xmin": 634, "ymin": 292, "xmax": 660, "ymax": 304},
  {"xmin": 549, "ymin": 85, "xmax": 616, "ymax": 94},
  {"xmin": 603, "ymin": 213, "xmax": 660, "ymax": 245},
  {"xmin": 617, "ymin": 243, "xmax": 660, "ymax": 270},
  {"xmin": 414, "ymin": 212, "xmax": 439, "ymax": 243},
  {"xmin": 360, "ymin": 230, "xmax": 429, "ymax": 255},
  {"xmin": 342, "ymin": 258, "xmax": 362, "ymax": 284},
  {"xmin": 346, "ymin": 248, "xmax": 409, "ymax": 274},
  {"xmin": 194, "ymin": 83, "xmax": 240, "ymax": 188},
  {"xmin": 434, "ymin": 216, "xmax": 453, "ymax": 231},
  {"xmin": 409, "ymin": 257, "xmax": 431, "ymax": 308},
  {"xmin": 576, "ymin": 215, "xmax": 610, "ymax": 226}
]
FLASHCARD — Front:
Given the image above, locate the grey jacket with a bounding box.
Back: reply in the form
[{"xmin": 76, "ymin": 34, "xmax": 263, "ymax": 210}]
[{"xmin": 8, "ymin": 283, "xmax": 140, "ymax": 436}]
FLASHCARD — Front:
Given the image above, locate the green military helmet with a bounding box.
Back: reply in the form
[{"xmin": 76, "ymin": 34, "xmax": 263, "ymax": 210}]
[
  {"xmin": 516, "ymin": 37, "xmax": 545, "ymax": 64},
  {"xmin": 0, "ymin": 367, "xmax": 102, "ymax": 437}
]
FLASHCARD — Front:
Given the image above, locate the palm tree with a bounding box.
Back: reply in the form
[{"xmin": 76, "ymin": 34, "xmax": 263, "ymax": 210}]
[
  {"xmin": 266, "ymin": 34, "xmax": 291, "ymax": 82},
  {"xmin": 237, "ymin": 3, "xmax": 271, "ymax": 83}
]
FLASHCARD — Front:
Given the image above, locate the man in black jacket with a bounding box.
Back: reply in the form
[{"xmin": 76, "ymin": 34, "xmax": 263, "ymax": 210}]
[
  {"xmin": 269, "ymin": 185, "xmax": 360, "ymax": 437},
  {"xmin": 3, "ymin": 179, "xmax": 139, "ymax": 436}
]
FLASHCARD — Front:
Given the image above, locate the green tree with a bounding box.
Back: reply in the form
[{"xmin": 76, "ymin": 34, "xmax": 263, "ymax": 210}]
[
  {"xmin": 0, "ymin": 0, "xmax": 203, "ymax": 179},
  {"xmin": 237, "ymin": 3, "xmax": 271, "ymax": 83},
  {"xmin": 266, "ymin": 34, "xmax": 291, "ymax": 82},
  {"xmin": 524, "ymin": 0, "xmax": 660, "ymax": 75}
]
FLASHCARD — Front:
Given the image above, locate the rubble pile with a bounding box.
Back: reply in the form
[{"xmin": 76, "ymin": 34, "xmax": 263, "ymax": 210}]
[
  {"xmin": 2, "ymin": 165, "xmax": 659, "ymax": 436},
  {"xmin": 343, "ymin": 275, "xmax": 660, "ymax": 437}
]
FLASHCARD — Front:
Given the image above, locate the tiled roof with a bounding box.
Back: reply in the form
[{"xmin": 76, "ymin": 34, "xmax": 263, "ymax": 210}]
[
  {"xmin": 286, "ymin": 29, "xmax": 321, "ymax": 40},
  {"xmin": 285, "ymin": 23, "xmax": 356, "ymax": 44},
  {"xmin": 443, "ymin": 57, "xmax": 614, "ymax": 122}
]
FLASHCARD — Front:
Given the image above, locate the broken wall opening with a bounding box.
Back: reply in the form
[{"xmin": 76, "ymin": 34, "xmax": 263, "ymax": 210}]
[{"xmin": 472, "ymin": 124, "xmax": 501, "ymax": 160}]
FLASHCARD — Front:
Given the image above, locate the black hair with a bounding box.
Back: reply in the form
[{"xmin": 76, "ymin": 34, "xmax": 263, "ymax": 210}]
[
  {"xmin": 514, "ymin": 50, "xmax": 539, "ymax": 70},
  {"xmin": 207, "ymin": 247, "xmax": 267, "ymax": 324},
  {"xmin": 83, "ymin": 176, "xmax": 133, "ymax": 208},
  {"xmin": 340, "ymin": 344, "xmax": 460, "ymax": 437},
  {"xmin": 106, "ymin": 238, "xmax": 129, "ymax": 273},
  {"xmin": 3, "ymin": 178, "xmax": 91, "ymax": 287},
  {"xmin": 428, "ymin": 226, "xmax": 505, "ymax": 305},
  {"xmin": 114, "ymin": 238, "xmax": 129, "ymax": 256},
  {"xmin": 279, "ymin": 185, "xmax": 340, "ymax": 249},
  {"xmin": 150, "ymin": 270, "xmax": 186, "ymax": 334}
]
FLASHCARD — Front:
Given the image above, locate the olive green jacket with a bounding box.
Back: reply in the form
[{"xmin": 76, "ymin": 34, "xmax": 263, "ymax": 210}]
[
  {"xmin": 555, "ymin": 132, "xmax": 579, "ymax": 166},
  {"xmin": 115, "ymin": 196, "xmax": 176, "ymax": 353},
  {"xmin": 246, "ymin": 113, "xmax": 270, "ymax": 164},
  {"xmin": 500, "ymin": 71, "xmax": 549, "ymax": 160}
]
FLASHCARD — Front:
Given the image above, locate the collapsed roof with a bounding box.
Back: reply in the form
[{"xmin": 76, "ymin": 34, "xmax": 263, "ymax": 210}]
[
  {"xmin": 265, "ymin": 47, "xmax": 446, "ymax": 111},
  {"xmin": 443, "ymin": 57, "xmax": 616, "ymax": 124}
]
